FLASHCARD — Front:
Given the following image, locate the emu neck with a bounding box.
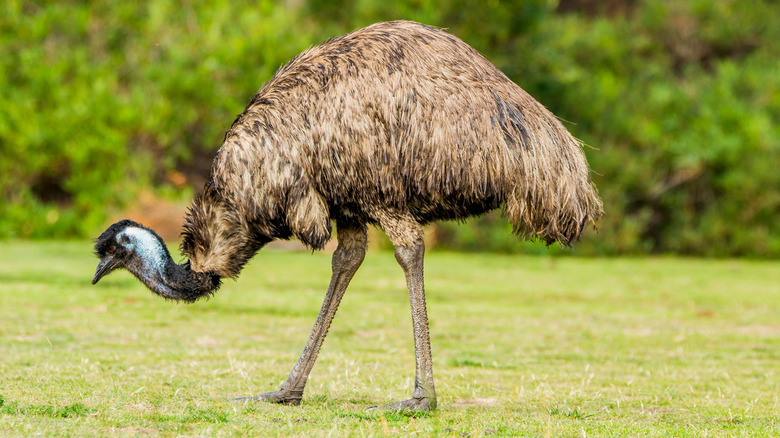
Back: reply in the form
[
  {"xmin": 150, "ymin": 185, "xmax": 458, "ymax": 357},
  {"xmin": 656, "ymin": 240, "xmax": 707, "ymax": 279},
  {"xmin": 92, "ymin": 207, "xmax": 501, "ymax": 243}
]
[
  {"xmin": 154, "ymin": 259, "xmax": 221, "ymax": 303},
  {"xmin": 122, "ymin": 228, "xmax": 221, "ymax": 302}
]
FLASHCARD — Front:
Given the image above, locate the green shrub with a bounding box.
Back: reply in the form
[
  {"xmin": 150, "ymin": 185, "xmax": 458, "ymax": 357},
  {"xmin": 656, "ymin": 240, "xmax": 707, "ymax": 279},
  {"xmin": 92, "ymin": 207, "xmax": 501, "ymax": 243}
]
[
  {"xmin": 0, "ymin": 0, "xmax": 314, "ymax": 238},
  {"xmin": 1, "ymin": 0, "xmax": 778, "ymax": 256}
]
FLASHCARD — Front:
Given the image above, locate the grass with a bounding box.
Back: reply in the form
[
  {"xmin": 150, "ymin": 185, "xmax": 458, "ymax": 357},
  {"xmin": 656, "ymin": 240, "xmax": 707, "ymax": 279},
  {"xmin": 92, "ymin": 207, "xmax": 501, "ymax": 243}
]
[{"xmin": 0, "ymin": 240, "xmax": 779, "ymax": 436}]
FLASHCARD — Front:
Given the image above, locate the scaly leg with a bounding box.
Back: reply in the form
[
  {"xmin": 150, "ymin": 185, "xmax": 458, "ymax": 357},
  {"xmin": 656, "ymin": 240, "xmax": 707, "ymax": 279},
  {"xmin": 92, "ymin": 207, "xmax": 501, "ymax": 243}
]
[
  {"xmin": 372, "ymin": 214, "xmax": 437, "ymax": 410},
  {"xmin": 235, "ymin": 220, "xmax": 367, "ymax": 405}
]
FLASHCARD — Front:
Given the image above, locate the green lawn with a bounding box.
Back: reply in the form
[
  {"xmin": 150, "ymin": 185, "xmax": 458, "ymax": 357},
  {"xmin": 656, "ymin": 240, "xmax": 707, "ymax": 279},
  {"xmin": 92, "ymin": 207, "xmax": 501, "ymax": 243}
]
[{"xmin": 0, "ymin": 241, "xmax": 778, "ymax": 436}]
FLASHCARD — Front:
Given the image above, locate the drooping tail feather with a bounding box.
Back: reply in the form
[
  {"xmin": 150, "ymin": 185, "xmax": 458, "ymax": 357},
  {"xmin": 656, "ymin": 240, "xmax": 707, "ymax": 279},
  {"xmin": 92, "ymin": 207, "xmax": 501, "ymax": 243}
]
[{"xmin": 498, "ymin": 92, "xmax": 603, "ymax": 245}]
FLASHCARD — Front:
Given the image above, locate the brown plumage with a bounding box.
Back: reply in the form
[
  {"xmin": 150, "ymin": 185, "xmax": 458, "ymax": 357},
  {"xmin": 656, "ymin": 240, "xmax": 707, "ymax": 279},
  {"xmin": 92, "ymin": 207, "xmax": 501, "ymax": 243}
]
[{"xmin": 92, "ymin": 20, "xmax": 602, "ymax": 410}]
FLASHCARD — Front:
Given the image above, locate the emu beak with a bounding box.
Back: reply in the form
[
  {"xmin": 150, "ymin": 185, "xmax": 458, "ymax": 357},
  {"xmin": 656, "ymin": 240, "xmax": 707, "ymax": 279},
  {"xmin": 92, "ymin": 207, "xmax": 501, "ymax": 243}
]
[{"xmin": 92, "ymin": 257, "xmax": 118, "ymax": 285}]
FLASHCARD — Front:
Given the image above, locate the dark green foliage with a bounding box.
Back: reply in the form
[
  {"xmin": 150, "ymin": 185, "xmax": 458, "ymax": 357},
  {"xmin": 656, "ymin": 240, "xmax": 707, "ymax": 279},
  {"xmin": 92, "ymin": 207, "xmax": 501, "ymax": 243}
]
[
  {"xmin": 2, "ymin": 0, "xmax": 779, "ymax": 256},
  {"xmin": 558, "ymin": 0, "xmax": 780, "ymax": 256},
  {"xmin": 0, "ymin": 1, "xmax": 314, "ymax": 238}
]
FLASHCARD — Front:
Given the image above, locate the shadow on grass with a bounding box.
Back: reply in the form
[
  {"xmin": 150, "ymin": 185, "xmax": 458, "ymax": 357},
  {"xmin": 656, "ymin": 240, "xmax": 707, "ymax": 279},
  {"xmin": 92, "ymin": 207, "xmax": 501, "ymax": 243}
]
[
  {"xmin": 163, "ymin": 408, "xmax": 231, "ymax": 424},
  {"xmin": 547, "ymin": 406, "xmax": 594, "ymax": 420},
  {"xmin": 448, "ymin": 357, "xmax": 518, "ymax": 370},
  {"xmin": 340, "ymin": 410, "xmax": 436, "ymax": 420}
]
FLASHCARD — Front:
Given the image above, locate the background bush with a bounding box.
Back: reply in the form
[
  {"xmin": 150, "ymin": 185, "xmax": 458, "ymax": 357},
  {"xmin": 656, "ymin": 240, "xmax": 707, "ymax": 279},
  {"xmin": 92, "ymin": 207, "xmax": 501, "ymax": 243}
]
[{"xmin": 1, "ymin": 0, "xmax": 778, "ymax": 256}]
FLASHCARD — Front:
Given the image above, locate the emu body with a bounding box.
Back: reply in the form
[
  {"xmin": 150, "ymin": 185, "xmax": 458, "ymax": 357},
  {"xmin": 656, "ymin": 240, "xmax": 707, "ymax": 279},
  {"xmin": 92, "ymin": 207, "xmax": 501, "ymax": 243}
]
[{"xmin": 93, "ymin": 21, "xmax": 602, "ymax": 410}]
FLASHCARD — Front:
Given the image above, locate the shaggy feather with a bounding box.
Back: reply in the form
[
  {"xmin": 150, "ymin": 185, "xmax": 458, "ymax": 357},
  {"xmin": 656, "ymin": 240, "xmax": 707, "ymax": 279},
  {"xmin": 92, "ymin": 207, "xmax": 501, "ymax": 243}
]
[{"xmin": 184, "ymin": 20, "xmax": 603, "ymax": 276}]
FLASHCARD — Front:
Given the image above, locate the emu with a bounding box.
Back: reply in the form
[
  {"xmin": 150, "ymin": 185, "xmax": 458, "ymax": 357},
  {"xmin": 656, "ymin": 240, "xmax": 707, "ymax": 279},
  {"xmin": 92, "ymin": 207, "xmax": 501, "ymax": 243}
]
[{"xmin": 92, "ymin": 20, "xmax": 603, "ymax": 410}]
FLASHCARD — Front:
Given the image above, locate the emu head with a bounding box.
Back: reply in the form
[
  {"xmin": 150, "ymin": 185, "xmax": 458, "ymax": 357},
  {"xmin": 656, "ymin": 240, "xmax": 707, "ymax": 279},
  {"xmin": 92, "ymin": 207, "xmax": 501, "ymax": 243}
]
[
  {"xmin": 92, "ymin": 219, "xmax": 220, "ymax": 302},
  {"xmin": 92, "ymin": 219, "xmax": 170, "ymax": 286}
]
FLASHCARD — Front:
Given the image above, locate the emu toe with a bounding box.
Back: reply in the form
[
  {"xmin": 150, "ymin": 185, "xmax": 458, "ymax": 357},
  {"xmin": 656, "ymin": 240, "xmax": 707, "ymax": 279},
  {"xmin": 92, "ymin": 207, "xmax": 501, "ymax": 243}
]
[
  {"xmin": 232, "ymin": 389, "xmax": 303, "ymax": 406},
  {"xmin": 368, "ymin": 396, "xmax": 437, "ymax": 412}
]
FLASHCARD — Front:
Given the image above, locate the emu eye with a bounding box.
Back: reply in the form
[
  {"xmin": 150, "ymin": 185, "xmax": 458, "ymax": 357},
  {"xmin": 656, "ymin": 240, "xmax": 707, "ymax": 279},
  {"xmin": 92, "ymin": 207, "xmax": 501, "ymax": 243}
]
[{"xmin": 108, "ymin": 247, "xmax": 114, "ymax": 254}]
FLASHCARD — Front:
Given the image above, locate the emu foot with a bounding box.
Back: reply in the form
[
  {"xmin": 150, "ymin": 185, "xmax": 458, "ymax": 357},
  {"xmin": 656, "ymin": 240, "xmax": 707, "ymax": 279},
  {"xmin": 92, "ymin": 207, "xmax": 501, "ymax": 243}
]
[
  {"xmin": 232, "ymin": 389, "xmax": 303, "ymax": 406},
  {"xmin": 368, "ymin": 396, "xmax": 437, "ymax": 411}
]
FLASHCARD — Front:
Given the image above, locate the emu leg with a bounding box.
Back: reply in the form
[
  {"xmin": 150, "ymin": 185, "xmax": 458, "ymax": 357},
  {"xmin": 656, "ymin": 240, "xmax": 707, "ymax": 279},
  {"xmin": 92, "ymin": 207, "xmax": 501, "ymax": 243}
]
[
  {"xmin": 373, "ymin": 216, "xmax": 437, "ymax": 411},
  {"xmin": 234, "ymin": 221, "xmax": 367, "ymax": 405}
]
